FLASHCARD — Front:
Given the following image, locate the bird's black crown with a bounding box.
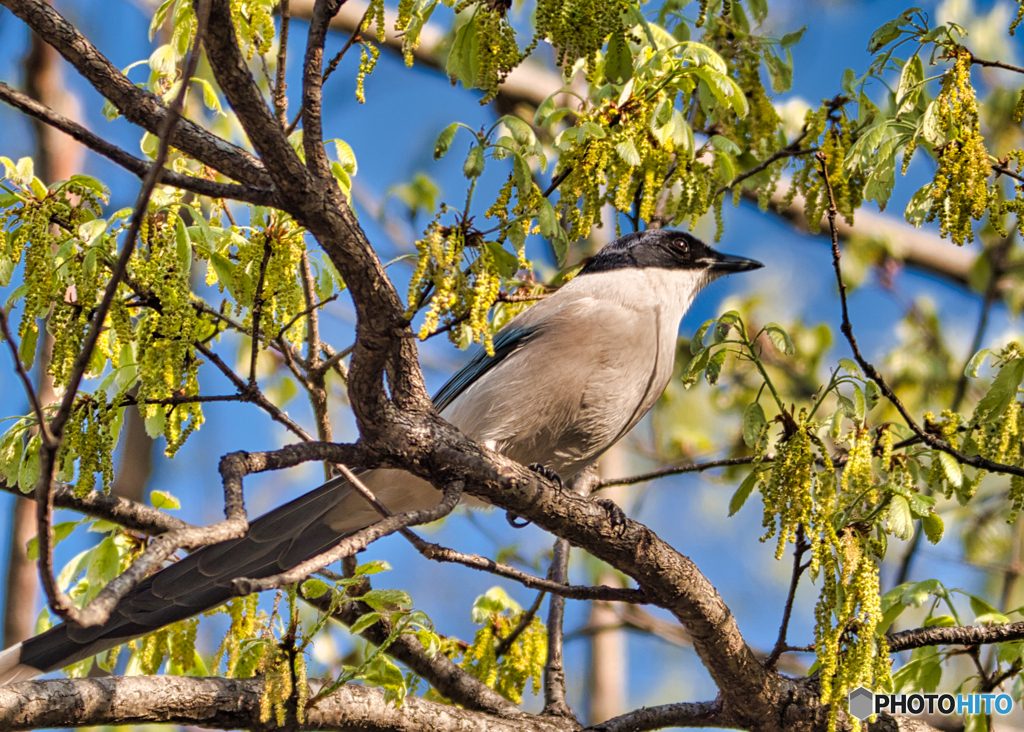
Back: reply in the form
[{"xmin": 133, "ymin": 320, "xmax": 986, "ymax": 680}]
[{"xmin": 578, "ymin": 230, "xmax": 761, "ymax": 275}]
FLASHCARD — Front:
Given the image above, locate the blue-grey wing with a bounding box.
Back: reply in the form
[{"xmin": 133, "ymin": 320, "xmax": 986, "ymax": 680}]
[{"xmin": 431, "ymin": 325, "xmax": 540, "ymax": 412}]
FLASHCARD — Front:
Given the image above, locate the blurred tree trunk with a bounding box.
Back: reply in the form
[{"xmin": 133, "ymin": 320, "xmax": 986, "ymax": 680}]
[{"xmin": 3, "ymin": 19, "xmax": 81, "ymax": 648}]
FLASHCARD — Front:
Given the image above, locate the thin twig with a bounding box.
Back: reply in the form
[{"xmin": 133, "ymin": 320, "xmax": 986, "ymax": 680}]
[
  {"xmin": 195, "ymin": 341, "xmax": 313, "ymax": 441},
  {"xmin": 765, "ymin": 526, "xmax": 810, "ymax": 669},
  {"xmin": 542, "ymin": 534, "xmax": 573, "ymax": 718},
  {"xmin": 597, "ymin": 455, "xmax": 759, "ymax": 489},
  {"xmin": 970, "ymin": 53, "xmax": 1024, "ymax": 75},
  {"xmin": 248, "ymin": 240, "xmax": 273, "ymax": 389},
  {"xmin": 0, "ymin": 310, "xmax": 52, "ymax": 446},
  {"xmin": 713, "ymin": 138, "xmax": 816, "ymax": 198}
]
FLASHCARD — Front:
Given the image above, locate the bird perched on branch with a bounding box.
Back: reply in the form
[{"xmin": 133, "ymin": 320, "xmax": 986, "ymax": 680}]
[{"xmin": 0, "ymin": 228, "xmax": 761, "ymax": 684}]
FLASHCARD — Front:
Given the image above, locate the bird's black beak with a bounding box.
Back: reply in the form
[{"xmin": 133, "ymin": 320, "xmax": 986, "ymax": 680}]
[{"xmin": 700, "ymin": 252, "xmax": 764, "ymax": 273}]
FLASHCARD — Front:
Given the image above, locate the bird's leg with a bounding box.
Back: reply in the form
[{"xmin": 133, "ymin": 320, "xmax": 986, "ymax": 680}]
[
  {"xmin": 528, "ymin": 463, "xmax": 564, "ymax": 491},
  {"xmin": 594, "ymin": 497, "xmax": 628, "ymax": 536}
]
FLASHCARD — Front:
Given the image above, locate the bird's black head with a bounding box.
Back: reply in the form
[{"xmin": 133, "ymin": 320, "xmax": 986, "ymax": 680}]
[{"xmin": 578, "ymin": 229, "xmax": 763, "ymax": 276}]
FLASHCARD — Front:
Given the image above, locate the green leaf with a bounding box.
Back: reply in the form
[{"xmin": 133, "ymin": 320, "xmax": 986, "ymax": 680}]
[
  {"xmin": 902, "ymin": 579, "xmax": 941, "ymax": 607},
  {"xmin": 86, "ymin": 536, "xmax": 121, "ymax": 587},
  {"xmin": 604, "ymin": 31, "xmax": 633, "ymax": 85},
  {"xmin": 144, "ymin": 409, "xmax": 166, "ymax": 439},
  {"xmin": 764, "ymin": 323, "xmax": 795, "ymax": 355},
  {"xmin": 446, "ymin": 14, "xmax": 479, "ymax": 89},
  {"xmin": 499, "ymin": 115, "xmax": 536, "ymax": 147},
  {"xmin": 729, "ymin": 471, "xmax": 759, "ymax": 516},
  {"xmin": 742, "ymin": 403, "xmax": 766, "ymax": 447},
  {"xmin": 969, "ymin": 594, "xmax": 1002, "ymax": 622},
  {"xmin": 332, "ymin": 139, "xmax": 358, "ymax": 176},
  {"xmin": 150, "ymin": 490, "xmax": 180, "ymax": 510},
  {"xmin": 864, "ymin": 381, "xmax": 880, "ymax": 412},
  {"xmin": 433, "ymin": 123, "xmax": 459, "ymax": 160},
  {"xmin": 301, "ymin": 579, "xmax": 331, "ymax": 599},
  {"xmin": 965, "ymin": 349, "xmax": 991, "ymax": 378},
  {"xmin": 175, "ymin": 216, "xmax": 192, "ymax": 275},
  {"xmin": 838, "ymin": 359, "xmax": 862, "ymax": 377},
  {"xmin": 764, "ymin": 49, "xmax": 793, "ymax": 94},
  {"xmin": 691, "ymin": 320, "xmax": 714, "ymax": 354},
  {"xmin": 484, "ymin": 241, "xmax": 518, "ymax": 278},
  {"xmin": 19, "ymin": 325, "xmax": 38, "ymax": 371},
  {"xmin": 895, "ymin": 54, "xmax": 924, "ymax": 116},
  {"xmin": 356, "ymin": 559, "xmax": 391, "ymax": 576},
  {"xmin": 888, "ymin": 495, "xmax": 914, "ymax": 540},
  {"xmin": 614, "ymin": 139, "xmax": 641, "ymax": 167},
  {"xmin": 349, "ymin": 611, "xmax": 384, "ymax": 634},
  {"xmin": 18, "ymin": 434, "xmax": 40, "ymax": 493},
  {"xmin": 975, "ymin": 357, "xmax": 1024, "ymax": 420},
  {"xmin": 538, "ymin": 198, "xmax": 558, "ymax": 238},
  {"xmin": 462, "ymin": 145, "xmax": 485, "ymax": 179},
  {"xmin": 779, "ymin": 25, "xmax": 806, "ymax": 48},
  {"xmin": 852, "ymin": 384, "xmax": 866, "ymax": 422},
  {"xmin": 704, "ymin": 349, "xmax": 726, "ymax": 385},
  {"xmin": 210, "ymin": 252, "xmax": 238, "ymax": 301},
  {"xmin": 904, "ymin": 183, "xmax": 934, "ymax": 230},
  {"xmin": 361, "ymin": 589, "xmax": 413, "ymax": 612},
  {"xmin": 937, "ymin": 451, "xmax": 962, "ymax": 488},
  {"xmin": 922, "ymin": 512, "xmax": 944, "ymax": 544},
  {"xmin": 682, "ymin": 348, "xmax": 710, "ymax": 388}
]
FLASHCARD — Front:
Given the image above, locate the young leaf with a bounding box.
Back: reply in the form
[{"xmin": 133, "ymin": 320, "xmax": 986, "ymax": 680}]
[
  {"xmin": 921, "ymin": 512, "xmax": 944, "ymax": 544},
  {"xmin": 463, "ymin": 145, "xmax": 485, "ymax": 178},
  {"xmin": 937, "ymin": 451, "xmax": 963, "ymax": 488},
  {"xmin": 729, "ymin": 471, "xmax": 759, "ymax": 516},
  {"xmin": 150, "ymin": 490, "xmax": 181, "ymax": 510},
  {"xmin": 764, "ymin": 324, "xmax": 795, "ymax": 354},
  {"xmin": 888, "ymin": 495, "xmax": 914, "ymax": 540},
  {"xmin": 742, "ymin": 402, "xmax": 766, "ymax": 447},
  {"xmin": 705, "ymin": 349, "xmax": 726, "ymax": 385},
  {"xmin": 975, "ymin": 357, "xmax": 1024, "ymax": 420},
  {"xmin": 433, "ymin": 123, "xmax": 459, "ymax": 160}
]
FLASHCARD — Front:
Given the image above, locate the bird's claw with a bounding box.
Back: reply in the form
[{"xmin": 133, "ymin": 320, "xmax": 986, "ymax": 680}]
[
  {"xmin": 528, "ymin": 463, "xmax": 564, "ymax": 491},
  {"xmin": 506, "ymin": 511, "xmax": 531, "ymax": 528},
  {"xmin": 595, "ymin": 497, "xmax": 627, "ymax": 535}
]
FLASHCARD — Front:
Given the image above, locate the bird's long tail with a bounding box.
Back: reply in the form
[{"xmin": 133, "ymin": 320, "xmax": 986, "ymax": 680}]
[{"xmin": 0, "ymin": 475, "xmax": 365, "ymax": 685}]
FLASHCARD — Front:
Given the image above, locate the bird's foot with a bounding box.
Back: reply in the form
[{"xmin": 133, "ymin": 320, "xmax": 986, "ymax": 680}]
[
  {"xmin": 528, "ymin": 463, "xmax": 564, "ymax": 491},
  {"xmin": 594, "ymin": 497, "xmax": 628, "ymax": 536},
  {"xmin": 506, "ymin": 511, "xmax": 531, "ymax": 528}
]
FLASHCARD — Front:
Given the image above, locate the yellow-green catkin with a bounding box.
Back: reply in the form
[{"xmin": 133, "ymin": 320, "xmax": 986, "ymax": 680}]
[
  {"xmin": 926, "ymin": 48, "xmax": 993, "ymax": 246},
  {"xmin": 760, "ymin": 420, "xmax": 815, "ymax": 559},
  {"xmin": 407, "ymin": 222, "xmax": 503, "ymax": 354},
  {"xmin": 458, "ymin": 608, "xmax": 547, "ymax": 703}
]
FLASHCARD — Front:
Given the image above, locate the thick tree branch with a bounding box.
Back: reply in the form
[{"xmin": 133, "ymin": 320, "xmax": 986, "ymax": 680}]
[
  {"xmin": 0, "ymin": 676, "xmax": 577, "ymax": 732},
  {"xmin": 301, "ymin": 0, "xmax": 344, "ymax": 180}
]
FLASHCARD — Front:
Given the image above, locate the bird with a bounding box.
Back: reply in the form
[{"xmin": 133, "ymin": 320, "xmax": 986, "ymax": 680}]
[{"xmin": 0, "ymin": 228, "xmax": 761, "ymax": 684}]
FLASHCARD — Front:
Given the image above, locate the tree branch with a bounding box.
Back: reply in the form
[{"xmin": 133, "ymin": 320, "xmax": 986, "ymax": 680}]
[
  {"xmin": 0, "ymin": 480, "xmax": 193, "ymax": 536},
  {"xmin": 0, "ymin": 675, "xmax": 577, "ymax": 732}
]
